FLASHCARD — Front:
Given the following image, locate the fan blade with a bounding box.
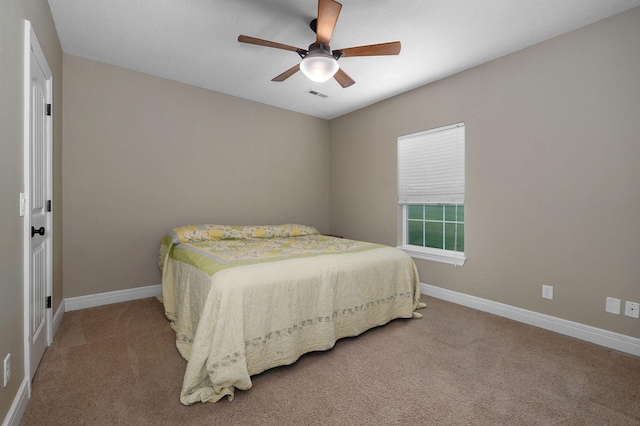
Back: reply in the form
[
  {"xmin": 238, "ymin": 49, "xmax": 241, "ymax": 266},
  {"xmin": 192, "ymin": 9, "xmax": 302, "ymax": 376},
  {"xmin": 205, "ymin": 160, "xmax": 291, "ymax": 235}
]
[
  {"xmin": 238, "ymin": 35, "xmax": 305, "ymax": 53},
  {"xmin": 334, "ymin": 41, "xmax": 401, "ymax": 57},
  {"xmin": 333, "ymin": 68, "xmax": 355, "ymax": 88},
  {"xmin": 272, "ymin": 64, "xmax": 300, "ymax": 82},
  {"xmin": 316, "ymin": 0, "xmax": 342, "ymax": 45}
]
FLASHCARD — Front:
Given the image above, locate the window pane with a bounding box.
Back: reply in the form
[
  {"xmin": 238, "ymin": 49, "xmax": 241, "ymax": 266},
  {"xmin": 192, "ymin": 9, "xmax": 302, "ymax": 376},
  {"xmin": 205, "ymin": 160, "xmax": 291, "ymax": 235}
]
[
  {"xmin": 425, "ymin": 205, "xmax": 443, "ymax": 221},
  {"xmin": 445, "ymin": 223, "xmax": 463, "ymax": 251},
  {"xmin": 445, "ymin": 205, "xmax": 464, "ymax": 222},
  {"xmin": 444, "ymin": 205, "xmax": 457, "ymax": 222},
  {"xmin": 407, "ymin": 205, "xmax": 424, "ymax": 220},
  {"xmin": 407, "ymin": 221, "xmax": 424, "ymax": 246},
  {"xmin": 424, "ymin": 222, "xmax": 443, "ymax": 249},
  {"xmin": 457, "ymin": 224, "xmax": 465, "ymax": 251}
]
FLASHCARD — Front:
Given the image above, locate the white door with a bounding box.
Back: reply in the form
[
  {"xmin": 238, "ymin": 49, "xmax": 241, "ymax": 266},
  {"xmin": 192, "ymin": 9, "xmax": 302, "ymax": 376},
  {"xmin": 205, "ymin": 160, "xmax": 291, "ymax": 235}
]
[{"xmin": 25, "ymin": 23, "xmax": 53, "ymax": 381}]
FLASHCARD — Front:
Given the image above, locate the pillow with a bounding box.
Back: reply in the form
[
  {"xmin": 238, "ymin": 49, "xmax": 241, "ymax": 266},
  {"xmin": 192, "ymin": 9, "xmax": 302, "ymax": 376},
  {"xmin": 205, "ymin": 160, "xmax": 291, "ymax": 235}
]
[
  {"xmin": 168, "ymin": 224, "xmax": 319, "ymax": 245},
  {"xmin": 240, "ymin": 224, "xmax": 319, "ymax": 239}
]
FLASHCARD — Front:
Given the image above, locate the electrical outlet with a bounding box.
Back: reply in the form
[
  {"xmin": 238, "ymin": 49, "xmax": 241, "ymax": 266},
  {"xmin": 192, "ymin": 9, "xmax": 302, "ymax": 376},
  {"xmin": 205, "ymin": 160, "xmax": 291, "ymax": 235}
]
[
  {"xmin": 542, "ymin": 285, "xmax": 553, "ymax": 300},
  {"xmin": 3, "ymin": 354, "xmax": 9, "ymax": 387},
  {"xmin": 625, "ymin": 301, "xmax": 640, "ymax": 319},
  {"xmin": 606, "ymin": 297, "xmax": 621, "ymax": 315}
]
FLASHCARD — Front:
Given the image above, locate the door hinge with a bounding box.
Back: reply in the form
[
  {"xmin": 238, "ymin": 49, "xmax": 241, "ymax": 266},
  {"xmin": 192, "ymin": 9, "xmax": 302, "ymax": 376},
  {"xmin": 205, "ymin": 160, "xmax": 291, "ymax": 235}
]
[
  {"xmin": 46, "ymin": 104, "xmax": 52, "ymax": 116},
  {"xmin": 47, "ymin": 200, "xmax": 52, "ymax": 212},
  {"xmin": 46, "ymin": 296, "xmax": 52, "ymax": 309}
]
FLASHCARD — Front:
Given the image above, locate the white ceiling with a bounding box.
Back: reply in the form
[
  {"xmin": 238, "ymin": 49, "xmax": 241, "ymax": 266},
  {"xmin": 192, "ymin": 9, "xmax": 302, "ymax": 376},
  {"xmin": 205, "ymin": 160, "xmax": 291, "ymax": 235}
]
[{"xmin": 48, "ymin": 0, "xmax": 640, "ymax": 120}]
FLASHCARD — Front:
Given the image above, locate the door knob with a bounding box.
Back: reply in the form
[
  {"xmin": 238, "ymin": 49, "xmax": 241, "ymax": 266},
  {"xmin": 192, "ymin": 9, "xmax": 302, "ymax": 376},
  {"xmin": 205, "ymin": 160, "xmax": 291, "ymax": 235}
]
[{"xmin": 31, "ymin": 226, "xmax": 45, "ymax": 237}]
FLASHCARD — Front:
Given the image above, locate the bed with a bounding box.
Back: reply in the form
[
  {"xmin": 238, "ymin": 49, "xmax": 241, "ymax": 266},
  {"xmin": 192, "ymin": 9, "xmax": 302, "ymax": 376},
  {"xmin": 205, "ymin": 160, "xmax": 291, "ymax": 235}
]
[{"xmin": 158, "ymin": 223, "xmax": 424, "ymax": 405}]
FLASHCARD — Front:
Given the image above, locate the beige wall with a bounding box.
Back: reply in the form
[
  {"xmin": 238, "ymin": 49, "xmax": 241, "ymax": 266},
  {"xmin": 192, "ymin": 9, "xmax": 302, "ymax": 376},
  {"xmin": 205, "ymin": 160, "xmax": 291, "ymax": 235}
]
[
  {"xmin": 0, "ymin": 0, "xmax": 63, "ymax": 419},
  {"xmin": 330, "ymin": 7, "xmax": 640, "ymax": 338},
  {"xmin": 62, "ymin": 55, "xmax": 331, "ymax": 298},
  {"xmin": 3, "ymin": 5, "xmax": 638, "ymax": 422}
]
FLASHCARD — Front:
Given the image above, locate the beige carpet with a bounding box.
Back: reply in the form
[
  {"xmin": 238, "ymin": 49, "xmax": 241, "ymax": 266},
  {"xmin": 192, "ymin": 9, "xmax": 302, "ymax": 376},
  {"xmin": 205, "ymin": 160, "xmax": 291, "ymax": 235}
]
[{"xmin": 22, "ymin": 295, "xmax": 640, "ymax": 425}]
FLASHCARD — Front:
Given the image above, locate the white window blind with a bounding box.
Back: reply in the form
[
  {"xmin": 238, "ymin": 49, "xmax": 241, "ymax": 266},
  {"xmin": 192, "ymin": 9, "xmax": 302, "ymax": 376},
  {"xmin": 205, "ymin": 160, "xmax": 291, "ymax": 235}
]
[{"xmin": 398, "ymin": 123, "xmax": 465, "ymax": 205}]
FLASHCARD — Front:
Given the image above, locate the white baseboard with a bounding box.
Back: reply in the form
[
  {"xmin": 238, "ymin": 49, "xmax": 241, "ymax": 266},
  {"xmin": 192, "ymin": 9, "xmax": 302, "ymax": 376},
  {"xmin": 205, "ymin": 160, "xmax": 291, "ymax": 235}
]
[
  {"xmin": 2, "ymin": 377, "xmax": 29, "ymax": 426},
  {"xmin": 421, "ymin": 283, "xmax": 640, "ymax": 357},
  {"xmin": 64, "ymin": 284, "xmax": 162, "ymax": 312},
  {"xmin": 52, "ymin": 300, "xmax": 64, "ymax": 337}
]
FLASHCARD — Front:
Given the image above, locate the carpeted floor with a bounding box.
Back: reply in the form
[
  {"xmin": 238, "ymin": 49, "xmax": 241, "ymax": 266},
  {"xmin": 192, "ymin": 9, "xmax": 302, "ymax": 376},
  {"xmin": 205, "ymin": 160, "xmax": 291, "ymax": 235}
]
[{"xmin": 21, "ymin": 295, "xmax": 640, "ymax": 425}]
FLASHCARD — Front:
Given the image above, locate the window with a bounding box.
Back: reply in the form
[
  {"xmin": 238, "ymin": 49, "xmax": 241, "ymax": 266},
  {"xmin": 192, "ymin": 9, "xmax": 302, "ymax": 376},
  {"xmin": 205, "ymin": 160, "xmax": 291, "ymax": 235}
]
[{"xmin": 397, "ymin": 123, "xmax": 466, "ymax": 266}]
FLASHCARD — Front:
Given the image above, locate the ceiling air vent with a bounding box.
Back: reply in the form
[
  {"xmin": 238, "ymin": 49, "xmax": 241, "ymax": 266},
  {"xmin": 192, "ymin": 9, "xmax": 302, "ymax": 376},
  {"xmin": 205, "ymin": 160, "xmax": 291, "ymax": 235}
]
[{"xmin": 306, "ymin": 89, "xmax": 328, "ymax": 98}]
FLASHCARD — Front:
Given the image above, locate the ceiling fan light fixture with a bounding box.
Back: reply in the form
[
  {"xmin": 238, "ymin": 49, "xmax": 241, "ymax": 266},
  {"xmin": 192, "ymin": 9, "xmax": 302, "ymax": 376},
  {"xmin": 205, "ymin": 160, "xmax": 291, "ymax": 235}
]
[{"xmin": 300, "ymin": 53, "xmax": 339, "ymax": 82}]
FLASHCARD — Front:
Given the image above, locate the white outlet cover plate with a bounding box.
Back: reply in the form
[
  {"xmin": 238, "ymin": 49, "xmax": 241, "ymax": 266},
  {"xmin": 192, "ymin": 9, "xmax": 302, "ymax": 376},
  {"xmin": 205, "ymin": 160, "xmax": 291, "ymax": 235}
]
[{"xmin": 624, "ymin": 301, "xmax": 640, "ymax": 318}]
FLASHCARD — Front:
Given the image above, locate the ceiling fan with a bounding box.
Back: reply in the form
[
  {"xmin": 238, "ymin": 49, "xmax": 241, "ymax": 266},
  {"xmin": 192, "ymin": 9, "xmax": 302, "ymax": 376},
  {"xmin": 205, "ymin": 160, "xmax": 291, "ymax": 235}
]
[{"xmin": 238, "ymin": 0, "xmax": 401, "ymax": 88}]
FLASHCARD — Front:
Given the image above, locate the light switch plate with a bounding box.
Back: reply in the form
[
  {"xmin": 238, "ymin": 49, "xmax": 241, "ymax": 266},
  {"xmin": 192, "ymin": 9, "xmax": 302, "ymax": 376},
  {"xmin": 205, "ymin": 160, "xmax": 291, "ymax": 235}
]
[
  {"xmin": 19, "ymin": 193, "xmax": 26, "ymax": 217},
  {"xmin": 606, "ymin": 297, "xmax": 621, "ymax": 315},
  {"xmin": 3, "ymin": 354, "xmax": 9, "ymax": 387}
]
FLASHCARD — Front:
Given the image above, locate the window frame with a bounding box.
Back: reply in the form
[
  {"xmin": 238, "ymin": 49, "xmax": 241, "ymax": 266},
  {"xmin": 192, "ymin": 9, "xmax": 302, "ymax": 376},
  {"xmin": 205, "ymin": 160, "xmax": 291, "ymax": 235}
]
[{"xmin": 397, "ymin": 123, "xmax": 466, "ymax": 267}]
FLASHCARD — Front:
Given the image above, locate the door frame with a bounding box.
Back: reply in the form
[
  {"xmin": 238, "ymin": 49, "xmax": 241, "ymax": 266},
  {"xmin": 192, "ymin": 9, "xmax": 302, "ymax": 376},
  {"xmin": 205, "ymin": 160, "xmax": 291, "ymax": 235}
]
[{"xmin": 23, "ymin": 20, "xmax": 53, "ymax": 393}]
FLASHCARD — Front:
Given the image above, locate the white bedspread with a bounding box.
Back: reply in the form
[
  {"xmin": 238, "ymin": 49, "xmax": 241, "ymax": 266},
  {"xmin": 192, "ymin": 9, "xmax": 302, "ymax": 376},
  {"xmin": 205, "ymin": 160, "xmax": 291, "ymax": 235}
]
[{"xmin": 161, "ymin": 230, "xmax": 422, "ymax": 404}]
